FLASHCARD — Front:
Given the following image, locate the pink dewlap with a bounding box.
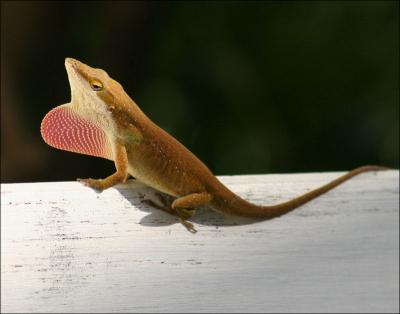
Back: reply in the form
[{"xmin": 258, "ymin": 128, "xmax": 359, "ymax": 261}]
[{"xmin": 40, "ymin": 105, "xmax": 112, "ymax": 160}]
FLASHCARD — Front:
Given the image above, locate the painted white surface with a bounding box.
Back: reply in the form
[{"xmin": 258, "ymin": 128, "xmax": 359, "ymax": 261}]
[{"xmin": 1, "ymin": 170, "xmax": 399, "ymax": 313}]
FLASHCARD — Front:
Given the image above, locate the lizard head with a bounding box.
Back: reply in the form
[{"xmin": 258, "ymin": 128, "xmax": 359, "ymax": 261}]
[
  {"xmin": 40, "ymin": 58, "xmax": 131, "ymax": 160},
  {"xmin": 65, "ymin": 57, "xmax": 121, "ymax": 116},
  {"xmin": 64, "ymin": 58, "xmax": 146, "ymax": 126},
  {"xmin": 41, "ymin": 58, "xmax": 145, "ymax": 160}
]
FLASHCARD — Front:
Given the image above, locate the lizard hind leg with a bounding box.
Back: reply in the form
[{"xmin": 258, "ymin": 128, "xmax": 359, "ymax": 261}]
[
  {"xmin": 141, "ymin": 192, "xmax": 196, "ymax": 232},
  {"xmin": 143, "ymin": 192, "xmax": 213, "ymax": 233},
  {"xmin": 171, "ymin": 192, "xmax": 213, "ymax": 233}
]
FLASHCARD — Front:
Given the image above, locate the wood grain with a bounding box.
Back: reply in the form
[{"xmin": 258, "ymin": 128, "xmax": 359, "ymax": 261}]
[{"xmin": 1, "ymin": 170, "xmax": 399, "ymax": 313}]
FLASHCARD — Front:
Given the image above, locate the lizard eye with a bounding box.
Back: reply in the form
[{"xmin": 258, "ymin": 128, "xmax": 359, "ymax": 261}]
[{"xmin": 90, "ymin": 79, "xmax": 103, "ymax": 91}]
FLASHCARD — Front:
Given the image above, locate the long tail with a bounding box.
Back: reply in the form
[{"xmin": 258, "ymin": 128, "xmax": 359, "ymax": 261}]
[{"xmin": 211, "ymin": 165, "xmax": 389, "ymax": 219}]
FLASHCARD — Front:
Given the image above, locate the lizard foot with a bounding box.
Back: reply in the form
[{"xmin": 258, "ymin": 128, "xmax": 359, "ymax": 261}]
[{"xmin": 142, "ymin": 195, "xmax": 197, "ymax": 233}]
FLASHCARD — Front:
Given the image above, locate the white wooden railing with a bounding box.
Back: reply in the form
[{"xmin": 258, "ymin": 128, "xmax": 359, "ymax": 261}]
[{"xmin": 1, "ymin": 170, "xmax": 399, "ymax": 313}]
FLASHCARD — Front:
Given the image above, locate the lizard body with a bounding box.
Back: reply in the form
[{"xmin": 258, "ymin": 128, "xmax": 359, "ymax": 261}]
[{"xmin": 41, "ymin": 58, "xmax": 386, "ymax": 232}]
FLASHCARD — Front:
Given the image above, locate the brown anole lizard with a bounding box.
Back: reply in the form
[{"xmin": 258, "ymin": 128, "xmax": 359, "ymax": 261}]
[{"xmin": 40, "ymin": 58, "xmax": 387, "ymax": 232}]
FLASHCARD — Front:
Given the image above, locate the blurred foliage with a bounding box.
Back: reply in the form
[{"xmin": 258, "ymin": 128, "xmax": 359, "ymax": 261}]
[{"xmin": 1, "ymin": 1, "xmax": 398, "ymax": 183}]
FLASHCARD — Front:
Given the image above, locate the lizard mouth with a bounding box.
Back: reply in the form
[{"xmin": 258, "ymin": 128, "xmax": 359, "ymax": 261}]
[
  {"xmin": 65, "ymin": 58, "xmax": 91, "ymax": 87},
  {"xmin": 64, "ymin": 58, "xmax": 101, "ymax": 107}
]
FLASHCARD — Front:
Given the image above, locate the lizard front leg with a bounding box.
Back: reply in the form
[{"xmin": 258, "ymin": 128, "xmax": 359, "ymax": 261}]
[{"xmin": 78, "ymin": 143, "xmax": 128, "ymax": 191}]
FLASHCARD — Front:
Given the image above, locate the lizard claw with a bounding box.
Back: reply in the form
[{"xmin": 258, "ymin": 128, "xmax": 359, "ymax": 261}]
[{"xmin": 180, "ymin": 219, "xmax": 197, "ymax": 234}]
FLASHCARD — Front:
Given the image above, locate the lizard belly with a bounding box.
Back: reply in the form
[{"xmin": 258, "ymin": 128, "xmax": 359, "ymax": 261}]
[{"xmin": 127, "ymin": 165, "xmax": 179, "ymax": 197}]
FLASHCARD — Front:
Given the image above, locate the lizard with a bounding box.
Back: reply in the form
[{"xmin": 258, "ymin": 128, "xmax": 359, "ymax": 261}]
[{"xmin": 40, "ymin": 58, "xmax": 387, "ymax": 232}]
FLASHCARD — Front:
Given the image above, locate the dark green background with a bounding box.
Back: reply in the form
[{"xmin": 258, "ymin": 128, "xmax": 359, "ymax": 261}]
[{"xmin": 1, "ymin": 1, "xmax": 398, "ymax": 183}]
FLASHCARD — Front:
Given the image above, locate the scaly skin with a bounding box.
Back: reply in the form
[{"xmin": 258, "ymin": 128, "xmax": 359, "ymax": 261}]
[{"xmin": 40, "ymin": 58, "xmax": 388, "ymax": 232}]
